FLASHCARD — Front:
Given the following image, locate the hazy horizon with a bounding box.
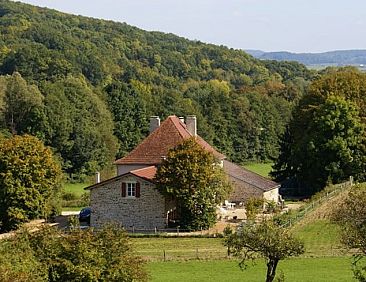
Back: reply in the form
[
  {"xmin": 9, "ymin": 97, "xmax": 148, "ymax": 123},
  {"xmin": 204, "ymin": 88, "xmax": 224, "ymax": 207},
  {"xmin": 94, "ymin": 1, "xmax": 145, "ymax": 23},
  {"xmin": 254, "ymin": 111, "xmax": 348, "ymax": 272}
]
[{"xmin": 14, "ymin": 0, "xmax": 366, "ymax": 53}]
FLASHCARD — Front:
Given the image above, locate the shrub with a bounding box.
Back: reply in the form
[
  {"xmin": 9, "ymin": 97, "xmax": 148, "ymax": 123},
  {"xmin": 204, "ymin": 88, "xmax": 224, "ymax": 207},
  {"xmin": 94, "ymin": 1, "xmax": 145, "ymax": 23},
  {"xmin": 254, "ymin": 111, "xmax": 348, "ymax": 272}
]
[{"xmin": 0, "ymin": 224, "xmax": 147, "ymax": 282}]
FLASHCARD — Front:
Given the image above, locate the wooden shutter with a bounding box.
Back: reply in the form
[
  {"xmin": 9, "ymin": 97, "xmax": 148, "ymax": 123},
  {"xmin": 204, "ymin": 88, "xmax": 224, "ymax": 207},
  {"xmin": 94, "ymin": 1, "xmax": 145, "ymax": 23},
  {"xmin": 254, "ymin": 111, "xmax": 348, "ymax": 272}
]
[
  {"xmin": 121, "ymin": 182, "xmax": 126, "ymax": 197},
  {"xmin": 136, "ymin": 182, "xmax": 141, "ymax": 198}
]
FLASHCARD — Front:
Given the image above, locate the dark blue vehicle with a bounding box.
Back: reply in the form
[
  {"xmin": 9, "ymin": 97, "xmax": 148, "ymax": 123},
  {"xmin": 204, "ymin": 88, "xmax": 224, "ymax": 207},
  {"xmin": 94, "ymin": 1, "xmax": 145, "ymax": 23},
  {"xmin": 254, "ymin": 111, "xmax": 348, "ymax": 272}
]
[{"xmin": 79, "ymin": 207, "xmax": 91, "ymax": 224}]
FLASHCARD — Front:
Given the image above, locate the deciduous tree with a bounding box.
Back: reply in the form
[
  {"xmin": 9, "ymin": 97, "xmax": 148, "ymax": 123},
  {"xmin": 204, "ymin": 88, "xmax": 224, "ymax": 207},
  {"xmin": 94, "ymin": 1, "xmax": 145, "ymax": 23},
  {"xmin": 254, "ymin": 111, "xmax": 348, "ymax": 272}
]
[
  {"xmin": 0, "ymin": 135, "xmax": 62, "ymax": 231},
  {"xmin": 224, "ymin": 221, "xmax": 304, "ymax": 282},
  {"xmin": 273, "ymin": 69, "xmax": 366, "ymax": 194},
  {"xmin": 155, "ymin": 138, "xmax": 232, "ymax": 230},
  {"xmin": 333, "ymin": 184, "xmax": 366, "ymax": 281}
]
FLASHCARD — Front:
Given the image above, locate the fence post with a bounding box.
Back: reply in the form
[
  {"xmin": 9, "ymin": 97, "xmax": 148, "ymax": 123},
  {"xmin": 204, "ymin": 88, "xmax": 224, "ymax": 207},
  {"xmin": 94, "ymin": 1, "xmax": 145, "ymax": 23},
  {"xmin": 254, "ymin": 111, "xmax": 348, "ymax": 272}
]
[
  {"xmin": 196, "ymin": 248, "xmax": 199, "ymax": 259},
  {"xmin": 163, "ymin": 250, "xmax": 166, "ymax": 262}
]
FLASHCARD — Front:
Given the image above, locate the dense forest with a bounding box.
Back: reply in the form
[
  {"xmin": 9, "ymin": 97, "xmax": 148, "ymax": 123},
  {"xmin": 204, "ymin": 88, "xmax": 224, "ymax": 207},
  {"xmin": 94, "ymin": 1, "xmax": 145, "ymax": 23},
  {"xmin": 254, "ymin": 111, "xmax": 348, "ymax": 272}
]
[{"xmin": 0, "ymin": 0, "xmax": 315, "ymax": 180}]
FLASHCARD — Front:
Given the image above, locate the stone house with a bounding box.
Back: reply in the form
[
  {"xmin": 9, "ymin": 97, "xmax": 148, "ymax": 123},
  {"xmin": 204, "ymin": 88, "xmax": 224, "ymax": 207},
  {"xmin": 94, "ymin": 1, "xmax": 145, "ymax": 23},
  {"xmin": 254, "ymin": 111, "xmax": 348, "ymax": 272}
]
[{"xmin": 85, "ymin": 115, "xmax": 280, "ymax": 229}]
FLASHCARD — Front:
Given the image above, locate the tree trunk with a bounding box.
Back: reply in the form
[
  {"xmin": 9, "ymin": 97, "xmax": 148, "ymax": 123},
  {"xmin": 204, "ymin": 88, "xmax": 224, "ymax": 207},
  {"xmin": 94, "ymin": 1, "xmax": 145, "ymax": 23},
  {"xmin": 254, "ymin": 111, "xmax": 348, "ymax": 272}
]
[{"xmin": 266, "ymin": 259, "xmax": 279, "ymax": 282}]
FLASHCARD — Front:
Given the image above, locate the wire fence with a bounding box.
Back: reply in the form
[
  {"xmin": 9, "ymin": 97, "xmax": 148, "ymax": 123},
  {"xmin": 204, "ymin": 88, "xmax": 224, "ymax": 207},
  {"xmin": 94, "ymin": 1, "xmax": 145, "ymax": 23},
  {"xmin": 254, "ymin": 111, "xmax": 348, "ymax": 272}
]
[
  {"xmin": 279, "ymin": 177, "xmax": 354, "ymax": 228},
  {"xmin": 137, "ymin": 246, "xmax": 229, "ymax": 261}
]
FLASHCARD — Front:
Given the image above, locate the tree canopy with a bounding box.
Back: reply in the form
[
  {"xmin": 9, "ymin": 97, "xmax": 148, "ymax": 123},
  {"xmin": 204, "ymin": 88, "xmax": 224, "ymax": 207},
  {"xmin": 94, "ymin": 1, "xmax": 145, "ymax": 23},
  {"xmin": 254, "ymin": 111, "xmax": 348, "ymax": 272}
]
[
  {"xmin": 0, "ymin": 135, "xmax": 62, "ymax": 231},
  {"xmin": 155, "ymin": 138, "xmax": 232, "ymax": 230},
  {"xmin": 273, "ymin": 68, "xmax": 366, "ymax": 194}
]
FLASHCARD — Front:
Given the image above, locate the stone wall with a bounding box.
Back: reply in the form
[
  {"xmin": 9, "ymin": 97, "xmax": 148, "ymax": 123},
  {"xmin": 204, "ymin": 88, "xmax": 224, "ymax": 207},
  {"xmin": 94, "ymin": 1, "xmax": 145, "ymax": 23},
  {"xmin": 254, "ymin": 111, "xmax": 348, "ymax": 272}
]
[
  {"xmin": 263, "ymin": 188, "xmax": 279, "ymax": 203},
  {"xmin": 90, "ymin": 175, "xmax": 166, "ymax": 229}
]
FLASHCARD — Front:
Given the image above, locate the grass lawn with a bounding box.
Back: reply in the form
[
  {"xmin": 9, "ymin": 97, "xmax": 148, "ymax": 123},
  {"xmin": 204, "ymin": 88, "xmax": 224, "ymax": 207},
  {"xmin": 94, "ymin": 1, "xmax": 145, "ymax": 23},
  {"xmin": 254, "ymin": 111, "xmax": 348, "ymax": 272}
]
[
  {"xmin": 61, "ymin": 206, "xmax": 83, "ymax": 212},
  {"xmin": 243, "ymin": 162, "xmax": 274, "ymax": 178},
  {"xmin": 63, "ymin": 182, "xmax": 90, "ymax": 197},
  {"xmin": 147, "ymin": 257, "xmax": 355, "ymax": 282},
  {"xmin": 131, "ymin": 220, "xmax": 346, "ymax": 261}
]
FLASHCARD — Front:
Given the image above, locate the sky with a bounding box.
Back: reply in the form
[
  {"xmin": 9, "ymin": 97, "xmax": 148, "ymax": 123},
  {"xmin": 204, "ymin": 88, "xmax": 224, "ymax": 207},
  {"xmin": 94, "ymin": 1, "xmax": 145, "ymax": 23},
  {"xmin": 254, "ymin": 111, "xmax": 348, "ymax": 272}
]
[{"xmin": 15, "ymin": 0, "xmax": 366, "ymax": 53}]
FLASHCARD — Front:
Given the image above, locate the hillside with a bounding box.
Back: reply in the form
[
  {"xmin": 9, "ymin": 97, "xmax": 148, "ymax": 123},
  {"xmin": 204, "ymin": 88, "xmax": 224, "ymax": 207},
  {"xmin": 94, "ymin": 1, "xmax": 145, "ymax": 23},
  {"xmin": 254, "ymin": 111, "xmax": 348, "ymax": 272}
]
[
  {"xmin": 247, "ymin": 49, "xmax": 366, "ymax": 67},
  {"xmin": 0, "ymin": 0, "xmax": 313, "ymax": 178}
]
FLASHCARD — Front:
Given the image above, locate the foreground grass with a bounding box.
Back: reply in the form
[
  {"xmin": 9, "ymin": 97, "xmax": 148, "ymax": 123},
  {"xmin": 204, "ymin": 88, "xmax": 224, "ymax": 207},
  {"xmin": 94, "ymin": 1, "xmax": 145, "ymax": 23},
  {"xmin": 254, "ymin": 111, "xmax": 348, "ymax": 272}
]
[
  {"xmin": 148, "ymin": 257, "xmax": 355, "ymax": 282},
  {"xmin": 243, "ymin": 162, "xmax": 274, "ymax": 178},
  {"xmin": 63, "ymin": 182, "xmax": 90, "ymax": 197}
]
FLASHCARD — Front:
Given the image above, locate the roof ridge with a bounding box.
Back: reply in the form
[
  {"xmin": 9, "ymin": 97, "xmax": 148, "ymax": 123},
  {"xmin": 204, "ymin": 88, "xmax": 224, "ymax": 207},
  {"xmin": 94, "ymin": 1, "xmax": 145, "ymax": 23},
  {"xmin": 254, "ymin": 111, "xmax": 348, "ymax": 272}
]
[
  {"xmin": 168, "ymin": 115, "xmax": 192, "ymax": 139},
  {"xmin": 115, "ymin": 115, "xmax": 225, "ymax": 165},
  {"xmin": 223, "ymin": 160, "xmax": 279, "ymax": 191}
]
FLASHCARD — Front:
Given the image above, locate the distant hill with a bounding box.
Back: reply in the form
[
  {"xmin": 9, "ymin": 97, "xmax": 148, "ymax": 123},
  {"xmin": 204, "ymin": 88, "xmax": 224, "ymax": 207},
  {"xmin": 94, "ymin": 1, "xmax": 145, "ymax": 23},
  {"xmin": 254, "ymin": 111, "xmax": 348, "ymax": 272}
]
[{"xmin": 246, "ymin": 49, "xmax": 366, "ymax": 66}]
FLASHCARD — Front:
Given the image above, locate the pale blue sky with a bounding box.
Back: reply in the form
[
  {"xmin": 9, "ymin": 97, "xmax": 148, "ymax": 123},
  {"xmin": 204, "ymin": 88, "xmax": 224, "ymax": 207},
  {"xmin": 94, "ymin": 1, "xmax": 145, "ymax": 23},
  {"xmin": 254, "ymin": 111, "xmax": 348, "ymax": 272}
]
[{"xmin": 15, "ymin": 0, "xmax": 366, "ymax": 53}]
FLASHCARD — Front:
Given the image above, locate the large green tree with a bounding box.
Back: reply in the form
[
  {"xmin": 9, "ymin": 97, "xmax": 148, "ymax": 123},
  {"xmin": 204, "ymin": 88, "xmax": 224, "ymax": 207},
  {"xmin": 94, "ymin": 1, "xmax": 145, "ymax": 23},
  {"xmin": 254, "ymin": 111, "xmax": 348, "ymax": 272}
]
[
  {"xmin": 42, "ymin": 76, "xmax": 118, "ymax": 178},
  {"xmin": 0, "ymin": 135, "xmax": 62, "ymax": 231},
  {"xmin": 155, "ymin": 138, "xmax": 232, "ymax": 230},
  {"xmin": 1, "ymin": 72, "xmax": 44, "ymax": 135},
  {"xmin": 273, "ymin": 68, "xmax": 366, "ymax": 194},
  {"xmin": 224, "ymin": 221, "xmax": 305, "ymax": 282}
]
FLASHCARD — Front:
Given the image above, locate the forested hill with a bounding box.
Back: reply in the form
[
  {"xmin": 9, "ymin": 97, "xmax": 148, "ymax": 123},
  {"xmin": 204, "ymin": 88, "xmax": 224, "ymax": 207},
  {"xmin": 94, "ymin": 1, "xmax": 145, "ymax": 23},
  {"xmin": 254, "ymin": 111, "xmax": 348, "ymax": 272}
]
[
  {"xmin": 247, "ymin": 49, "xmax": 366, "ymax": 66},
  {"xmin": 0, "ymin": 0, "xmax": 314, "ymax": 179}
]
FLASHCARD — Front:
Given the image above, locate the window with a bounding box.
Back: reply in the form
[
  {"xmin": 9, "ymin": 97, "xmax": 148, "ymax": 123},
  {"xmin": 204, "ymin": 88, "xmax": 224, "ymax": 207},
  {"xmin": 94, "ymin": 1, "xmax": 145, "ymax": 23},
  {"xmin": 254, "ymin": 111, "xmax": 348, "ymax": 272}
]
[
  {"xmin": 127, "ymin": 182, "xmax": 136, "ymax": 197},
  {"xmin": 122, "ymin": 181, "xmax": 141, "ymax": 198}
]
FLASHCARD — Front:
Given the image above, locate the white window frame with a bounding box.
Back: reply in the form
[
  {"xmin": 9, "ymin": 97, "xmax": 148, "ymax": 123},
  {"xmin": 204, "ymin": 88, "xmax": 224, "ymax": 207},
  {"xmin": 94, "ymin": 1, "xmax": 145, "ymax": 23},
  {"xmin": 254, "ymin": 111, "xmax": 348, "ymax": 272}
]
[{"xmin": 126, "ymin": 181, "xmax": 137, "ymax": 198}]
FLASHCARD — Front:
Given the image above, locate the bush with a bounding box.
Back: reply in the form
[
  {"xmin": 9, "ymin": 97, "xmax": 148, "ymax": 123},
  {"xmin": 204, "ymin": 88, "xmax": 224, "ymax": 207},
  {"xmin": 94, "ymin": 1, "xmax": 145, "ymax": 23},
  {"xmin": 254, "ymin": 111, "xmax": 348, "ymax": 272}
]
[{"xmin": 0, "ymin": 224, "xmax": 147, "ymax": 282}]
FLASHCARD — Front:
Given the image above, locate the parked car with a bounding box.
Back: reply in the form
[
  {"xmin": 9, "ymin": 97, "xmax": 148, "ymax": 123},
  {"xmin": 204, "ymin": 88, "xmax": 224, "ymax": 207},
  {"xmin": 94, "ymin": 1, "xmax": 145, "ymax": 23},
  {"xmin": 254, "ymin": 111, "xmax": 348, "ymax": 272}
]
[{"xmin": 79, "ymin": 207, "xmax": 91, "ymax": 224}]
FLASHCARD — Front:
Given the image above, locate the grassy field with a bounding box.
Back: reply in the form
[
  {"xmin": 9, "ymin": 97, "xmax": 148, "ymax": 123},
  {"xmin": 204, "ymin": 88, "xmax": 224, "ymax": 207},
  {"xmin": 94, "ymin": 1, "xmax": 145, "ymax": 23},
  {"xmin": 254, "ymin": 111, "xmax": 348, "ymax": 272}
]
[
  {"xmin": 293, "ymin": 220, "xmax": 345, "ymax": 257},
  {"xmin": 62, "ymin": 182, "xmax": 90, "ymax": 211},
  {"xmin": 63, "ymin": 182, "xmax": 90, "ymax": 197},
  {"xmin": 243, "ymin": 162, "xmax": 274, "ymax": 178},
  {"xmin": 147, "ymin": 257, "xmax": 355, "ymax": 282},
  {"xmin": 134, "ymin": 208, "xmax": 352, "ymax": 280},
  {"xmin": 132, "ymin": 220, "xmax": 346, "ymax": 261}
]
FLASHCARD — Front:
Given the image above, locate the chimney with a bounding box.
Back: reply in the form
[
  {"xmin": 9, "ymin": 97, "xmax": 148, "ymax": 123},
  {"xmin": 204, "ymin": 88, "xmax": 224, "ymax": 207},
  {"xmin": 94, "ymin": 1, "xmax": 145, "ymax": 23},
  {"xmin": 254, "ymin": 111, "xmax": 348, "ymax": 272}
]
[
  {"xmin": 186, "ymin": 115, "xmax": 197, "ymax": 136},
  {"xmin": 179, "ymin": 117, "xmax": 185, "ymax": 123},
  {"xmin": 149, "ymin": 116, "xmax": 160, "ymax": 133},
  {"xmin": 95, "ymin": 172, "xmax": 100, "ymax": 184}
]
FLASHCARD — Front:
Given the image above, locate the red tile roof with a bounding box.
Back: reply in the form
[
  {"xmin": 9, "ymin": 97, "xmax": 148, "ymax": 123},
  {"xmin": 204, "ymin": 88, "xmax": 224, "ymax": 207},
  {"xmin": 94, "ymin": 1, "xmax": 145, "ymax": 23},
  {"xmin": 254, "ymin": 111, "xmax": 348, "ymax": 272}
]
[
  {"xmin": 130, "ymin": 166, "xmax": 157, "ymax": 181},
  {"xmin": 115, "ymin": 116, "xmax": 225, "ymax": 165},
  {"xmin": 223, "ymin": 160, "xmax": 279, "ymax": 192}
]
